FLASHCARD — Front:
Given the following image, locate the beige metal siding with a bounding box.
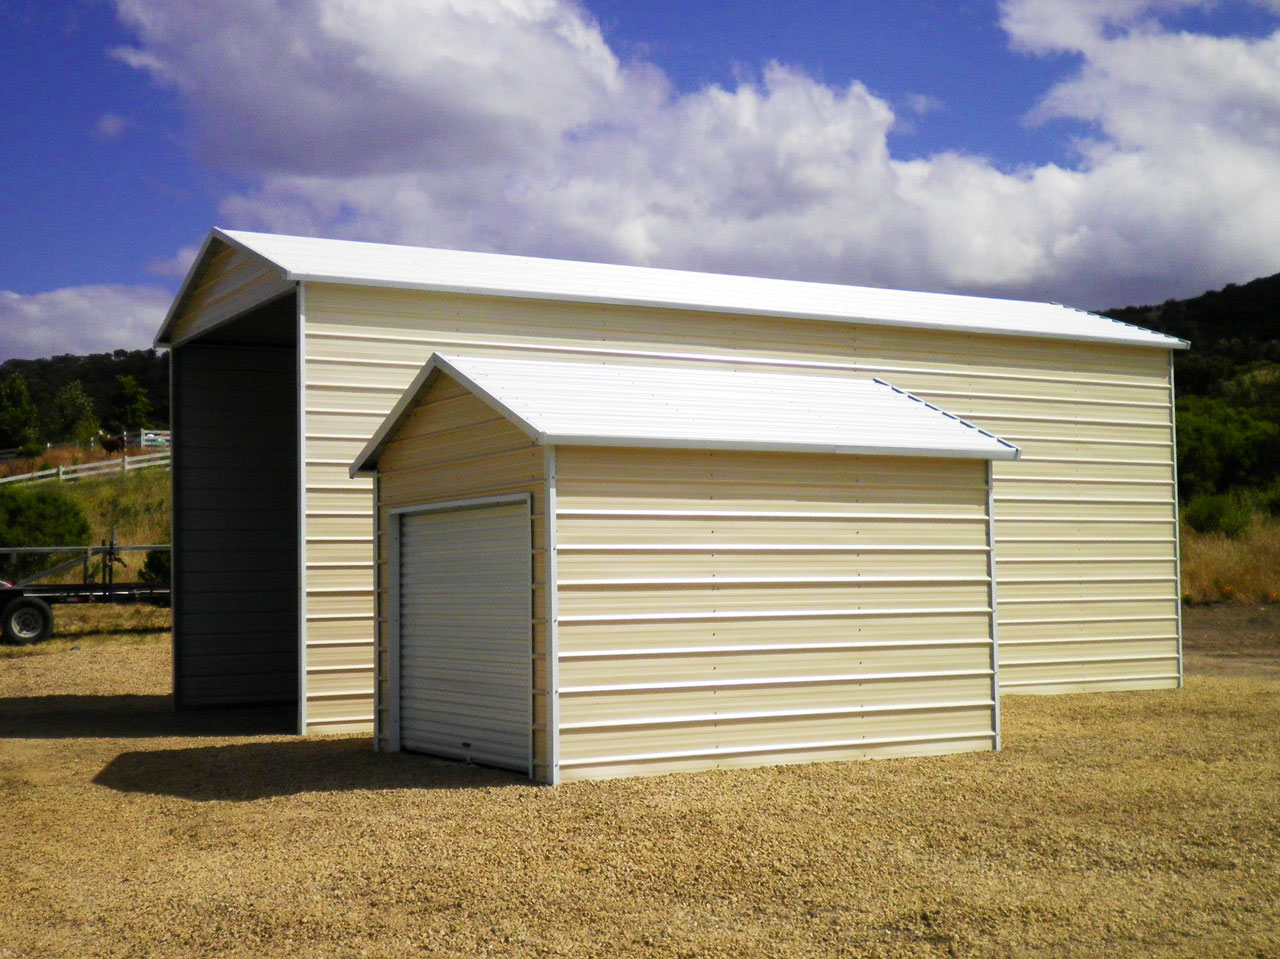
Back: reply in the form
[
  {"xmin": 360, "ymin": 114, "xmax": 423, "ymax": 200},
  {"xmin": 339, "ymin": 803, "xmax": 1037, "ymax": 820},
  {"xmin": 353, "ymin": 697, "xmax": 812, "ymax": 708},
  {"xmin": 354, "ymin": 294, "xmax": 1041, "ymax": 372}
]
[
  {"xmin": 843, "ymin": 329, "xmax": 1178, "ymax": 694},
  {"xmin": 551, "ymin": 447, "xmax": 997, "ymax": 781},
  {"xmin": 167, "ymin": 242, "xmax": 294, "ymax": 346},
  {"xmin": 372, "ymin": 378, "xmax": 549, "ymax": 774},
  {"xmin": 303, "ymin": 283, "xmax": 1177, "ymax": 732}
]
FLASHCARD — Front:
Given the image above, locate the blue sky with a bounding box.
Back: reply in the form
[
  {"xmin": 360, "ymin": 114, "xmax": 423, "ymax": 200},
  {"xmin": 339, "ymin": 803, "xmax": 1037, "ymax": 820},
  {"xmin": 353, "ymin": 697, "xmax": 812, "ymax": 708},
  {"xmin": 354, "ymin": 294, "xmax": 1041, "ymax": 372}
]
[{"xmin": 2, "ymin": 0, "xmax": 1279, "ymax": 360}]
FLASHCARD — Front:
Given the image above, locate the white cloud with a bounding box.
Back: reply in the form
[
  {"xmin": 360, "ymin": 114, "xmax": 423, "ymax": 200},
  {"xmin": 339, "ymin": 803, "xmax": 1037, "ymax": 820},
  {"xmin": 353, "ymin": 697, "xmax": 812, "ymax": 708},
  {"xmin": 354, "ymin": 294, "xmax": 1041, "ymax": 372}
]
[
  {"xmin": 111, "ymin": 0, "xmax": 1280, "ymax": 307},
  {"xmin": 95, "ymin": 113, "xmax": 131, "ymax": 139},
  {"xmin": 0, "ymin": 285, "xmax": 170, "ymax": 362},
  {"xmin": 111, "ymin": 0, "xmax": 652, "ymax": 175},
  {"xmin": 146, "ymin": 244, "xmax": 201, "ymax": 278},
  {"xmin": 904, "ymin": 93, "xmax": 944, "ymax": 115}
]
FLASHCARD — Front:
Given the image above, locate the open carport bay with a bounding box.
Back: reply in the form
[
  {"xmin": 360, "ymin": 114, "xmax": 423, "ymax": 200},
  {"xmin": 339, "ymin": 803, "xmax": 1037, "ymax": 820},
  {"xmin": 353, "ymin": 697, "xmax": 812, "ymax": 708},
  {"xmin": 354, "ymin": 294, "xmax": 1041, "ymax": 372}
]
[{"xmin": 1, "ymin": 607, "xmax": 1277, "ymax": 959}]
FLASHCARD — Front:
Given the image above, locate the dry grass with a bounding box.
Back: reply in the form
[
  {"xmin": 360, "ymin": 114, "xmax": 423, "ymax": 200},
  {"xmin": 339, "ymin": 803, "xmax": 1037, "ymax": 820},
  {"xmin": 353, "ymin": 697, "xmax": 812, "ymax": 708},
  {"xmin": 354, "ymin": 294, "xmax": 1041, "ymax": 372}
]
[
  {"xmin": 1180, "ymin": 516, "xmax": 1280, "ymax": 604},
  {"xmin": 0, "ymin": 443, "xmax": 151, "ymax": 479},
  {"xmin": 1, "ymin": 608, "xmax": 1277, "ymax": 958},
  {"xmin": 0, "ymin": 604, "xmax": 169, "ymax": 659}
]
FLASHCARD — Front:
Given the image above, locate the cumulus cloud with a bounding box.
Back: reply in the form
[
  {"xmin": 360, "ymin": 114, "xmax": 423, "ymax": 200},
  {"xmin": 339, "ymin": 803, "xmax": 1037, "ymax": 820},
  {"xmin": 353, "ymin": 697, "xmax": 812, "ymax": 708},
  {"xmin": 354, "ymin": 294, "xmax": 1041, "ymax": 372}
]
[
  {"xmin": 111, "ymin": 0, "xmax": 1280, "ymax": 306},
  {"xmin": 0, "ymin": 285, "xmax": 170, "ymax": 361}
]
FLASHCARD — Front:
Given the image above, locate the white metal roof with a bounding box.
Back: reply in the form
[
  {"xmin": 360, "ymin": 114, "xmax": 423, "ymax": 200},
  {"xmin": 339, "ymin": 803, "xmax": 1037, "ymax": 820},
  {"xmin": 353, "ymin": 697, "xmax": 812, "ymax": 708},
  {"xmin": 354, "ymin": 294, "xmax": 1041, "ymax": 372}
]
[
  {"xmin": 208, "ymin": 228, "xmax": 1186, "ymax": 350},
  {"xmin": 350, "ymin": 353, "xmax": 1019, "ymax": 475}
]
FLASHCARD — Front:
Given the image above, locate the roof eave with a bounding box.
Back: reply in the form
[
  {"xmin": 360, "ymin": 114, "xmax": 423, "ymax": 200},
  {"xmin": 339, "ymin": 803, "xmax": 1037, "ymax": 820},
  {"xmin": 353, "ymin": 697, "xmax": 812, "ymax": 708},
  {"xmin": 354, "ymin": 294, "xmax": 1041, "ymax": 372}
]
[
  {"xmin": 349, "ymin": 358, "xmax": 446, "ymax": 477},
  {"xmin": 538, "ymin": 433, "xmax": 1020, "ymax": 461},
  {"xmin": 153, "ymin": 231, "xmax": 221, "ymax": 348},
  {"xmin": 153, "ymin": 226, "xmax": 297, "ymax": 348},
  {"xmin": 349, "ymin": 353, "xmax": 546, "ymax": 477}
]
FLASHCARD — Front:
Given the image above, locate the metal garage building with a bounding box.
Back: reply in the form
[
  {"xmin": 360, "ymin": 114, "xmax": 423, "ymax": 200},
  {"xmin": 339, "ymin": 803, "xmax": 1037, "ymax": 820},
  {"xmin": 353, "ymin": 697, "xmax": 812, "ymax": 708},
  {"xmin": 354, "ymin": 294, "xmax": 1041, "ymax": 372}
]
[
  {"xmin": 155, "ymin": 228, "xmax": 1187, "ymax": 736},
  {"xmin": 350, "ymin": 353, "xmax": 1019, "ymax": 782}
]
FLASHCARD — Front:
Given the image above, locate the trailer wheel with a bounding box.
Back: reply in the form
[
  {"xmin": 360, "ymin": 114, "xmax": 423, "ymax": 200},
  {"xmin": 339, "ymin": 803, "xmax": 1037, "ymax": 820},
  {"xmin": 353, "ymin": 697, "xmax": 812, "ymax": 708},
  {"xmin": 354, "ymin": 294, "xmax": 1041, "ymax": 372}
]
[{"xmin": 1, "ymin": 597, "xmax": 52, "ymax": 645}]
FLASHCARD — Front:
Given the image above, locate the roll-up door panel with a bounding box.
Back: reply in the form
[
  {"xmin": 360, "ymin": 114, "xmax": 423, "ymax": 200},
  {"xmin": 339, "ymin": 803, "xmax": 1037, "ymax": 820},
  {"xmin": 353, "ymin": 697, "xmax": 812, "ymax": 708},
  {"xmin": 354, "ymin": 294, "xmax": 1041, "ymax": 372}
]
[{"xmin": 398, "ymin": 502, "xmax": 532, "ymax": 772}]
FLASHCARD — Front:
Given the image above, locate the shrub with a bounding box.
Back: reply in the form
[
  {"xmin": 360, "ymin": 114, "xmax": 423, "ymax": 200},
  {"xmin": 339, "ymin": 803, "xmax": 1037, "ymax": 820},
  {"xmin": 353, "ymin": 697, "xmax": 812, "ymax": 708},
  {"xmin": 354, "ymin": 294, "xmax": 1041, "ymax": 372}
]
[
  {"xmin": 1183, "ymin": 493, "xmax": 1253, "ymax": 538},
  {"xmin": 1258, "ymin": 480, "xmax": 1280, "ymax": 518},
  {"xmin": 139, "ymin": 547, "xmax": 171, "ymax": 585},
  {"xmin": 0, "ymin": 485, "xmax": 92, "ymax": 582}
]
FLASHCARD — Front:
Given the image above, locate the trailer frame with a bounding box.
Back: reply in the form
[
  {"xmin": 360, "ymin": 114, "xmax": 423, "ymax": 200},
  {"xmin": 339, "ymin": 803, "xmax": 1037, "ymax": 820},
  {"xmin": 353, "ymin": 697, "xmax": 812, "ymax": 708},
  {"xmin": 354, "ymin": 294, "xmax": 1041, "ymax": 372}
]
[{"xmin": 0, "ymin": 538, "xmax": 170, "ymax": 644}]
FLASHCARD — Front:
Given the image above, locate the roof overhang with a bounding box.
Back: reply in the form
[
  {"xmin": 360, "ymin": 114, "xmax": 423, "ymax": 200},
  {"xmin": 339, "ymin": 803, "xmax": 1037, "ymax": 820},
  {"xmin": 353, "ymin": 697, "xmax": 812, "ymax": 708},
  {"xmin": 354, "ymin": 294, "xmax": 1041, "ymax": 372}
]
[
  {"xmin": 153, "ymin": 227, "xmax": 296, "ymax": 348},
  {"xmin": 156, "ymin": 228, "xmax": 1191, "ymax": 352},
  {"xmin": 350, "ymin": 354, "xmax": 1020, "ymax": 477}
]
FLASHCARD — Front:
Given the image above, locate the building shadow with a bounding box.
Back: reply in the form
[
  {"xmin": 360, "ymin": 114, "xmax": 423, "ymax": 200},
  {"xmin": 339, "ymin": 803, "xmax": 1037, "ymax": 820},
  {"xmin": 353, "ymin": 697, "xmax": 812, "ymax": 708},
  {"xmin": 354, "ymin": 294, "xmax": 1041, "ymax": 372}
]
[
  {"xmin": 0, "ymin": 694, "xmax": 296, "ymax": 739},
  {"xmin": 93, "ymin": 738, "xmax": 525, "ymax": 801}
]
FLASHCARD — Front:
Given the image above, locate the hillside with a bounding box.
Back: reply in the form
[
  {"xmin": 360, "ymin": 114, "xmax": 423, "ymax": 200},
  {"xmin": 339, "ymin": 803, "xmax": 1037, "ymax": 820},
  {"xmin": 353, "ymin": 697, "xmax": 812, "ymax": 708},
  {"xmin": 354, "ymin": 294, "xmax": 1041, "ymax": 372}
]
[
  {"xmin": 1103, "ymin": 272, "xmax": 1280, "ymax": 396},
  {"xmin": 1103, "ymin": 273, "xmax": 1280, "ymax": 503}
]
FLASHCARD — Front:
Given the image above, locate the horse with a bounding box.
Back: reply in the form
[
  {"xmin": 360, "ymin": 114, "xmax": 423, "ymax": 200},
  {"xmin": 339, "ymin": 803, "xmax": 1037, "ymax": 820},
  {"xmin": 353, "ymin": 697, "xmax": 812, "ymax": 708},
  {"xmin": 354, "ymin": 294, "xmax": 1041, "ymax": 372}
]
[{"xmin": 97, "ymin": 431, "xmax": 126, "ymax": 455}]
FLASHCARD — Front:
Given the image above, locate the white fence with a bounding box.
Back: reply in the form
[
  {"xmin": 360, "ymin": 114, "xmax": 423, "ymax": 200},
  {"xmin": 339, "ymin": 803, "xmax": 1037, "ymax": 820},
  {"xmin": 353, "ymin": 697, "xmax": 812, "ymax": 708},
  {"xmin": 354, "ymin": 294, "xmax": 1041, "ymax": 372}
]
[{"xmin": 0, "ymin": 451, "xmax": 171, "ymax": 486}]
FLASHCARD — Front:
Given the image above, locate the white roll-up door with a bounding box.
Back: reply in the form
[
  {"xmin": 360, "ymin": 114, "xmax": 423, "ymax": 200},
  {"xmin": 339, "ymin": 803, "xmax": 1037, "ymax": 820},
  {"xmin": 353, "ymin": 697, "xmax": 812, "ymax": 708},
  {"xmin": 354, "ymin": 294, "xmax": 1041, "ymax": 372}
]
[{"xmin": 396, "ymin": 500, "xmax": 532, "ymax": 773}]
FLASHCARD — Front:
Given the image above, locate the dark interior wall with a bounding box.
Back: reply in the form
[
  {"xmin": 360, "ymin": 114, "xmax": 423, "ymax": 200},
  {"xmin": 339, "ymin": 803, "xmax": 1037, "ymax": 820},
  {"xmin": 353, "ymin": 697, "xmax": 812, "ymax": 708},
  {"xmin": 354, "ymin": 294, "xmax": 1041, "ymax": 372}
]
[{"xmin": 171, "ymin": 295, "xmax": 299, "ymax": 709}]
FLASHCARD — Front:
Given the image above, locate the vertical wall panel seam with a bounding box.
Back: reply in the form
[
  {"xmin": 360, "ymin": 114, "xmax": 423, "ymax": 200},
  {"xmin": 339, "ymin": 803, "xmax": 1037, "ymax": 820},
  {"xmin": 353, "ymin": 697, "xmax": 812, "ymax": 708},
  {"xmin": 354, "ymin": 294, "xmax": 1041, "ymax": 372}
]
[
  {"xmin": 372, "ymin": 473, "xmax": 382, "ymax": 749},
  {"xmin": 546, "ymin": 444, "xmax": 561, "ymax": 784},
  {"xmin": 297, "ymin": 282, "xmax": 309, "ymax": 733},
  {"xmin": 1170, "ymin": 353, "xmax": 1184, "ymax": 688},
  {"xmin": 987, "ymin": 459, "xmax": 1001, "ymax": 749},
  {"xmin": 388, "ymin": 509, "xmax": 402, "ymax": 750}
]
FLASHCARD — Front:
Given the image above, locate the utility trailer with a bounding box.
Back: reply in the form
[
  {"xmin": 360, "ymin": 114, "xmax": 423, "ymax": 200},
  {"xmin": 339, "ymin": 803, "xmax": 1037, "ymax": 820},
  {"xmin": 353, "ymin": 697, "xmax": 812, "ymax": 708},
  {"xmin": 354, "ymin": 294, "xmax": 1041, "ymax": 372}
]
[{"xmin": 0, "ymin": 539, "xmax": 170, "ymax": 645}]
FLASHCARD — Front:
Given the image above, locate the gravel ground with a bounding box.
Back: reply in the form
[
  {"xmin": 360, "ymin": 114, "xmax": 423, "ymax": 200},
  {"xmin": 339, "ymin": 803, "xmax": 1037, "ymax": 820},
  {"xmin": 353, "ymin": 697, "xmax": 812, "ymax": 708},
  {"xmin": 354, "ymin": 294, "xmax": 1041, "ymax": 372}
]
[{"xmin": 1, "ymin": 607, "xmax": 1278, "ymax": 959}]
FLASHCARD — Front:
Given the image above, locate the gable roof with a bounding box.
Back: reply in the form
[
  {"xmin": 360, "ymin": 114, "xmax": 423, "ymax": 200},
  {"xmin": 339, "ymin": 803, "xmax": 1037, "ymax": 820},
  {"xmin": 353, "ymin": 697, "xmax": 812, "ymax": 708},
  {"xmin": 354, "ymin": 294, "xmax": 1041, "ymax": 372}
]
[
  {"xmin": 350, "ymin": 353, "xmax": 1020, "ymax": 475},
  {"xmin": 159, "ymin": 227, "xmax": 1188, "ymax": 350}
]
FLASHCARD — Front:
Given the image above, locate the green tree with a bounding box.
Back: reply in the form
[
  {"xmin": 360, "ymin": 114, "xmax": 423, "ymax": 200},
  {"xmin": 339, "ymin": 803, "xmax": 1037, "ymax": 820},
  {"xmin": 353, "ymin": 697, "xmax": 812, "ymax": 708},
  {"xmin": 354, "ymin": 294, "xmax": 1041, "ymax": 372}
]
[
  {"xmin": 0, "ymin": 374, "xmax": 39, "ymax": 450},
  {"xmin": 0, "ymin": 485, "xmax": 92, "ymax": 582},
  {"xmin": 50, "ymin": 380, "xmax": 100, "ymax": 445},
  {"xmin": 108, "ymin": 374, "xmax": 152, "ymax": 433},
  {"xmin": 1176, "ymin": 395, "xmax": 1280, "ymax": 498}
]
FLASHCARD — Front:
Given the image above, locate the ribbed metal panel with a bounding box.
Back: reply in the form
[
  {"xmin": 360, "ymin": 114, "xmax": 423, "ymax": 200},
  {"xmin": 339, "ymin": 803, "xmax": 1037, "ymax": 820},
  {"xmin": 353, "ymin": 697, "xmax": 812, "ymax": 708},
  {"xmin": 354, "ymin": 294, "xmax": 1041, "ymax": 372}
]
[
  {"xmin": 397, "ymin": 502, "xmax": 532, "ymax": 773},
  {"xmin": 242, "ymin": 277, "xmax": 1179, "ymax": 733},
  {"xmin": 552, "ymin": 445, "xmax": 999, "ymax": 780},
  {"xmin": 195, "ymin": 229, "xmax": 1186, "ymax": 350}
]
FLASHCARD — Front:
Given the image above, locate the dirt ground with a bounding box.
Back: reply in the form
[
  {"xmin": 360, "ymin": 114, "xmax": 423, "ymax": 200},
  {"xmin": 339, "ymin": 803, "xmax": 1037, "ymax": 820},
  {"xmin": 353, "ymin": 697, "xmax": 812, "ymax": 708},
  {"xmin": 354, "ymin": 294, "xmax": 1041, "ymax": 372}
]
[
  {"xmin": 1, "ymin": 606, "xmax": 1277, "ymax": 959},
  {"xmin": 1182, "ymin": 602, "xmax": 1280, "ymax": 680}
]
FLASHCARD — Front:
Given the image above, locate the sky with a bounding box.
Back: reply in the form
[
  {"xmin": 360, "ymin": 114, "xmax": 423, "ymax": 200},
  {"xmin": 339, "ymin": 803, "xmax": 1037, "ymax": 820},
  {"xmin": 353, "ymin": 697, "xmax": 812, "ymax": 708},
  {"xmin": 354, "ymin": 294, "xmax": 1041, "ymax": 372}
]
[{"xmin": 1, "ymin": 0, "xmax": 1279, "ymax": 361}]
